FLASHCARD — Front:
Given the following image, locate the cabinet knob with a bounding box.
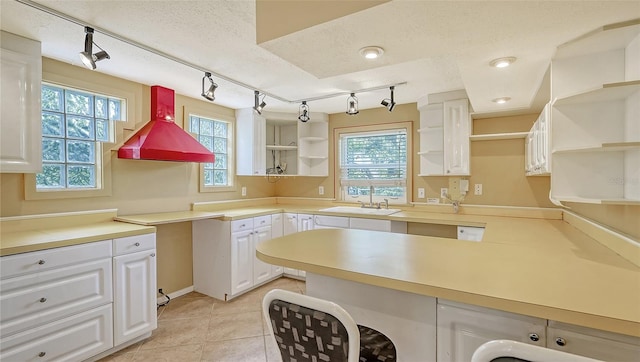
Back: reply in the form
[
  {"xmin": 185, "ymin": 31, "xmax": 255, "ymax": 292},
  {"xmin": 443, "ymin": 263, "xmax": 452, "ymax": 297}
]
[
  {"xmin": 39, "ymin": 297, "xmax": 47, "ymax": 303},
  {"xmin": 555, "ymin": 337, "xmax": 566, "ymax": 347},
  {"xmin": 528, "ymin": 333, "xmax": 539, "ymax": 342},
  {"xmin": 38, "ymin": 260, "xmax": 45, "ymax": 265},
  {"xmin": 150, "ymin": 253, "xmax": 156, "ymax": 257},
  {"xmin": 447, "ymin": 170, "xmax": 451, "ymax": 173},
  {"xmin": 38, "ymin": 352, "xmax": 46, "ymax": 357},
  {"xmin": 135, "ymin": 242, "xmax": 140, "ymax": 247}
]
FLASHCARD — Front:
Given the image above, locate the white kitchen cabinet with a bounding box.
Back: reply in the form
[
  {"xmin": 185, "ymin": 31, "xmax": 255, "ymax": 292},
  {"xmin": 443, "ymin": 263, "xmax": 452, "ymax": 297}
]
[
  {"xmin": 193, "ymin": 215, "xmax": 278, "ymax": 300},
  {"xmin": 525, "ymin": 103, "xmax": 551, "ymax": 176},
  {"xmin": 236, "ymin": 109, "xmax": 328, "ymax": 176},
  {"xmin": 296, "ymin": 214, "xmax": 314, "ymax": 278},
  {"xmin": 550, "ymin": 20, "xmax": 640, "ymax": 205},
  {"xmin": 282, "ymin": 213, "xmax": 300, "ymax": 277},
  {"xmin": 270, "ymin": 213, "xmax": 284, "ymax": 276},
  {"xmin": 0, "ymin": 31, "xmax": 42, "ymax": 173},
  {"xmin": 547, "ymin": 321, "xmax": 640, "ymax": 361},
  {"xmin": 112, "ymin": 234, "xmax": 157, "ymax": 346},
  {"xmin": 417, "ymin": 95, "xmax": 471, "ymax": 176},
  {"xmin": 457, "ymin": 226, "xmax": 485, "ymax": 241},
  {"xmin": 0, "ymin": 240, "xmax": 115, "ymax": 360},
  {"xmin": 236, "ymin": 108, "xmax": 266, "ymax": 175},
  {"xmin": 437, "ymin": 300, "xmax": 546, "ymax": 362},
  {"xmin": 313, "ymin": 214, "xmax": 349, "ymax": 229},
  {"xmin": 349, "ymin": 217, "xmax": 391, "ymax": 231},
  {"xmin": 251, "ymin": 216, "xmax": 273, "ymax": 286}
]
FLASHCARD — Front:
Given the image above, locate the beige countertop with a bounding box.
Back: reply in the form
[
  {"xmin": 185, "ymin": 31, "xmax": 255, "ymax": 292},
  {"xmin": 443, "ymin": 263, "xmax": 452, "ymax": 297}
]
[
  {"xmin": 257, "ymin": 228, "xmax": 640, "ymax": 338},
  {"xmin": 0, "ymin": 222, "xmax": 155, "ymax": 256},
  {"xmin": 114, "ymin": 211, "xmax": 225, "ymax": 225}
]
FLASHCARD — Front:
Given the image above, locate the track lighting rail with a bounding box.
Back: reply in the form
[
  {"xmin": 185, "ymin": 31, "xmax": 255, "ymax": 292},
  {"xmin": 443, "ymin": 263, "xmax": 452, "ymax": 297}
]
[{"xmin": 16, "ymin": 0, "xmax": 406, "ymax": 105}]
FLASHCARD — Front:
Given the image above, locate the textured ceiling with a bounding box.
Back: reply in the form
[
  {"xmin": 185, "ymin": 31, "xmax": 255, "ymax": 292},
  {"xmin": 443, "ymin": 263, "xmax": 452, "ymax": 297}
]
[{"xmin": 1, "ymin": 0, "xmax": 639, "ymax": 116}]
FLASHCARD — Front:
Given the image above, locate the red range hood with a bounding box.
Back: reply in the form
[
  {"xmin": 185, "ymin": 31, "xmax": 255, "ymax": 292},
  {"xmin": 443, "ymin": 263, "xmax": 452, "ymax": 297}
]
[{"xmin": 118, "ymin": 85, "xmax": 215, "ymax": 163}]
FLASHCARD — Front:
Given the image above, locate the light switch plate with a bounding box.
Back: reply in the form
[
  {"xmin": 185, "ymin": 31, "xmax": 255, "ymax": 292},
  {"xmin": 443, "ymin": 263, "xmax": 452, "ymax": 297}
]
[
  {"xmin": 440, "ymin": 188, "xmax": 448, "ymax": 198},
  {"xmin": 319, "ymin": 186, "xmax": 324, "ymax": 195},
  {"xmin": 418, "ymin": 188, "xmax": 425, "ymax": 198},
  {"xmin": 241, "ymin": 186, "xmax": 247, "ymax": 196}
]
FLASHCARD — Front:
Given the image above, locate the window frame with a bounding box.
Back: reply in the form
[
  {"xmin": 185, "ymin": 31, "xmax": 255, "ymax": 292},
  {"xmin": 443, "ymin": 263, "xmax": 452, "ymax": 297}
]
[
  {"xmin": 184, "ymin": 105, "xmax": 236, "ymax": 193},
  {"xmin": 335, "ymin": 122, "xmax": 412, "ymax": 205},
  {"xmin": 24, "ymin": 67, "xmax": 140, "ymax": 200}
]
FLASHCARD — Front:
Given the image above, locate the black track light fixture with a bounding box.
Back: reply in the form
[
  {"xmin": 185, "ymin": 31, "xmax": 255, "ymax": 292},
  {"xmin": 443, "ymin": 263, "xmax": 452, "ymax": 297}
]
[
  {"xmin": 298, "ymin": 101, "xmax": 310, "ymax": 122},
  {"xmin": 253, "ymin": 90, "xmax": 266, "ymax": 115},
  {"xmin": 201, "ymin": 72, "xmax": 218, "ymax": 101},
  {"xmin": 381, "ymin": 86, "xmax": 396, "ymax": 112},
  {"xmin": 346, "ymin": 93, "xmax": 359, "ymax": 115},
  {"xmin": 79, "ymin": 26, "xmax": 110, "ymax": 70}
]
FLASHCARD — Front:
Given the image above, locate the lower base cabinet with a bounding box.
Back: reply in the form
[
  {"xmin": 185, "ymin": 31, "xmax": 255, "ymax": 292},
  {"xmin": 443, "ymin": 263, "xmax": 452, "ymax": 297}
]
[{"xmin": 547, "ymin": 322, "xmax": 640, "ymax": 361}]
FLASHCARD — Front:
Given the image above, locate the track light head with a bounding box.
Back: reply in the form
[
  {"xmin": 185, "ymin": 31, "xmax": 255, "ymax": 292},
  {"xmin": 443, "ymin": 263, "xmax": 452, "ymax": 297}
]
[
  {"xmin": 253, "ymin": 90, "xmax": 266, "ymax": 115},
  {"xmin": 79, "ymin": 26, "xmax": 109, "ymax": 70},
  {"xmin": 298, "ymin": 101, "xmax": 310, "ymax": 122},
  {"xmin": 381, "ymin": 86, "xmax": 396, "ymax": 112},
  {"xmin": 201, "ymin": 72, "xmax": 217, "ymax": 101},
  {"xmin": 346, "ymin": 93, "xmax": 359, "ymax": 115}
]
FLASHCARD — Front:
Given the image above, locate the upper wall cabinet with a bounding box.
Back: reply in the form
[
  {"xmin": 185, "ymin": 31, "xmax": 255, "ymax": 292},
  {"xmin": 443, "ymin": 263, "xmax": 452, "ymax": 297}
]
[
  {"xmin": 1, "ymin": 31, "xmax": 42, "ymax": 173},
  {"xmin": 236, "ymin": 109, "xmax": 328, "ymax": 176},
  {"xmin": 417, "ymin": 94, "xmax": 471, "ymax": 176},
  {"xmin": 550, "ymin": 20, "xmax": 640, "ymax": 205},
  {"xmin": 525, "ymin": 103, "xmax": 551, "ymax": 176}
]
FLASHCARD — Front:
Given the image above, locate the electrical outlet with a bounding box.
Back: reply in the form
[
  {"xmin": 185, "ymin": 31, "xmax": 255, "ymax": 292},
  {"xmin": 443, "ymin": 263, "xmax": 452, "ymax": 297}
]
[
  {"xmin": 440, "ymin": 187, "xmax": 448, "ymax": 198},
  {"xmin": 418, "ymin": 188, "xmax": 425, "ymax": 198},
  {"xmin": 241, "ymin": 186, "xmax": 247, "ymax": 196},
  {"xmin": 474, "ymin": 184, "xmax": 483, "ymax": 195},
  {"xmin": 319, "ymin": 186, "xmax": 324, "ymax": 195}
]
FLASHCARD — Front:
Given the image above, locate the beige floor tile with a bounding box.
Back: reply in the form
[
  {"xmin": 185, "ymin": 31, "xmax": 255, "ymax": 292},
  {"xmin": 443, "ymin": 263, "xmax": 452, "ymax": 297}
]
[
  {"xmin": 131, "ymin": 343, "xmax": 203, "ymax": 362},
  {"xmin": 200, "ymin": 336, "xmax": 266, "ymax": 362},
  {"xmin": 206, "ymin": 311, "xmax": 264, "ymax": 342},
  {"xmin": 264, "ymin": 335, "xmax": 282, "ymax": 362},
  {"xmin": 212, "ymin": 293, "xmax": 262, "ymax": 315},
  {"xmin": 160, "ymin": 295, "xmax": 214, "ymax": 320},
  {"xmin": 140, "ymin": 317, "xmax": 209, "ymax": 350},
  {"xmin": 97, "ymin": 341, "xmax": 142, "ymax": 361}
]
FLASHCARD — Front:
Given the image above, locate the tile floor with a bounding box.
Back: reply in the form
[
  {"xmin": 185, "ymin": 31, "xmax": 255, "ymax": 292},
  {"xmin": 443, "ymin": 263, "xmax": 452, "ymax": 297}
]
[{"xmin": 100, "ymin": 277, "xmax": 305, "ymax": 362}]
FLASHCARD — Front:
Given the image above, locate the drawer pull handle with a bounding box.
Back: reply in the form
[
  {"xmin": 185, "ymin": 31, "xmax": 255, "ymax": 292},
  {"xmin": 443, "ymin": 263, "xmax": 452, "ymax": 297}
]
[
  {"xmin": 39, "ymin": 297, "xmax": 47, "ymax": 303},
  {"xmin": 38, "ymin": 260, "xmax": 45, "ymax": 265},
  {"xmin": 135, "ymin": 242, "xmax": 140, "ymax": 247},
  {"xmin": 528, "ymin": 333, "xmax": 539, "ymax": 342},
  {"xmin": 38, "ymin": 352, "xmax": 46, "ymax": 357},
  {"xmin": 555, "ymin": 337, "xmax": 566, "ymax": 347},
  {"xmin": 150, "ymin": 253, "xmax": 156, "ymax": 257}
]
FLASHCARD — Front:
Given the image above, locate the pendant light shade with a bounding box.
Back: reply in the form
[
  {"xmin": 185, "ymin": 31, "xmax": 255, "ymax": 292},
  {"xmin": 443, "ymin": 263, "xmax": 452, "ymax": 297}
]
[
  {"xmin": 79, "ymin": 26, "xmax": 110, "ymax": 70},
  {"xmin": 298, "ymin": 101, "xmax": 310, "ymax": 122},
  {"xmin": 381, "ymin": 86, "xmax": 396, "ymax": 112},
  {"xmin": 253, "ymin": 90, "xmax": 266, "ymax": 115},
  {"xmin": 201, "ymin": 72, "xmax": 218, "ymax": 101},
  {"xmin": 346, "ymin": 93, "xmax": 359, "ymax": 115}
]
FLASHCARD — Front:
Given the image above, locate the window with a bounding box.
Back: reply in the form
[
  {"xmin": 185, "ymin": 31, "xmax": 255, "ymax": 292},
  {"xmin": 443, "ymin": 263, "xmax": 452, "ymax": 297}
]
[
  {"xmin": 37, "ymin": 84, "xmax": 123, "ymax": 190},
  {"xmin": 339, "ymin": 128, "xmax": 408, "ymax": 204},
  {"xmin": 189, "ymin": 114, "xmax": 233, "ymax": 188}
]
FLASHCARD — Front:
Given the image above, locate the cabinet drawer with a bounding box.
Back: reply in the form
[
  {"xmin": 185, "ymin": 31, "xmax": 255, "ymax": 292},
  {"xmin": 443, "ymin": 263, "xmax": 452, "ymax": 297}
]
[
  {"xmin": 0, "ymin": 258, "xmax": 112, "ymax": 337},
  {"xmin": 253, "ymin": 215, "xmax": 272, "ymax": 228},
  {"xmin": 0, "ymin": 240, "xmax": 112, "ymax": 279},
  {"xmin": 0, "ymin": 304, "xmax": 113, "ymax": 362},
  {"xmin": 113, "ymin": 234, "xmax": 156, "ymax": 256},
  {"xmin": 231, "ymin": 218, "xmax": 254, "ymax": 233}
]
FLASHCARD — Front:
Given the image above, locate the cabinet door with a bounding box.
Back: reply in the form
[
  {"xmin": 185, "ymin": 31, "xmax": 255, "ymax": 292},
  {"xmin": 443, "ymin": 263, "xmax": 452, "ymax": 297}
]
[
  {"xmin": 298, "ymin": 214, "xmax": 314, "ymax": 232},
  {"xmin": 283, "ymin": 213, "xmax": 298, "ymax": 235},
  {"xmin": 547, "ymin": 326, "xmax": 640, "ymax": 362},
  {"xmin": 0, "ymin": 32, "xmax": 42, "ymax": 173},
  {"xmin": 231, "ymin": 230, "xmax": 253, "ymax": 295},
  {"xmin": 252, "ymin": 225, "xmax": 273, "ymax": 285},
  {"xmin": 349, "ymin": 217, "xmax": 390, "ymax": 231},
  {"xmin": 437, "ymin": 301, "xmax": 545, "ymax": 362},
  {"xmin": 236, "ymin": 108, "xmax": 266, "ymax": 175},
  {"xmin": 443, "ymin": 99, "xmax": 470, "ymax": 175},
  {"xmin": 113, "ymin": 250, "xmax": 157, "ymax": 346},
  {"xmin": 270, "ymin": 214, "xmax": 284, "ymax": 276}
]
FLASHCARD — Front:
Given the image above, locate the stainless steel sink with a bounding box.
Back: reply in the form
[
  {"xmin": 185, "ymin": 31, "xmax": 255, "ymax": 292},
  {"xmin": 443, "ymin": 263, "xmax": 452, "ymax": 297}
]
[{"xmin": 318, "ymin": 206, "xmax": 401, "ymax": 216}]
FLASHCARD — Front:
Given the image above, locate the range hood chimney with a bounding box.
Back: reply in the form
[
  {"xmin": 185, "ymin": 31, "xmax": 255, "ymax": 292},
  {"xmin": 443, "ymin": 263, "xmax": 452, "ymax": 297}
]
[{"xmin": 118, "ymin": 85, "xmax": 215, "ymax": 163}]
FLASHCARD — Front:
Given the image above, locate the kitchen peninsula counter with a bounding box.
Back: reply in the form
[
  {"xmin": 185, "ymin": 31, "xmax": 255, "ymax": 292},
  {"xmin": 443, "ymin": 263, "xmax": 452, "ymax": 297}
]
[{"xmin": 256, "ymin": 228, "xmax": 640, "ymax": 338}]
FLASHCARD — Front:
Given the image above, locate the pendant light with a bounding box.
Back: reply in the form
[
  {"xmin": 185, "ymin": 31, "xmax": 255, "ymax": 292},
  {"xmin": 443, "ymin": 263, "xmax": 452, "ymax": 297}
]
[
  {"xmin": 201, "ymin": 72, "xmax": 218, "ymax": 101},
  {"xmin": 79, "ymin": 27, "xmax": 110, "ymax": 70},
  {"xmin": 346, "ymin": 93, "xmax": 359, "ymax": 115},
  {"xmin": 298, "ymin": 101, "xmax": 310, "ymax": 122}
]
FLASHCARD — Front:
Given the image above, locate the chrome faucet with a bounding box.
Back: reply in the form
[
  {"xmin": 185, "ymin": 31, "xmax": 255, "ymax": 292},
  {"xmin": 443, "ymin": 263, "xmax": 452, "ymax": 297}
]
[
  {"xmin": 369, "ymin": 185, "xmax": 374, "ymax": 207},
  {"xmin": 444, "ymin": 193, "xmax": 462, "ymax": 214},
  {"xmin": 359, "ymin": 186, "xmax": 382, "ymax": 209}
]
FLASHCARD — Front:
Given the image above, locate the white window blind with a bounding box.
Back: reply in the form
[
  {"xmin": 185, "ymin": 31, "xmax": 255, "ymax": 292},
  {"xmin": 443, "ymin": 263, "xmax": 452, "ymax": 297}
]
[{"xmin": 339, "ymin": 128, "xmax": 407, "ymax": 202}]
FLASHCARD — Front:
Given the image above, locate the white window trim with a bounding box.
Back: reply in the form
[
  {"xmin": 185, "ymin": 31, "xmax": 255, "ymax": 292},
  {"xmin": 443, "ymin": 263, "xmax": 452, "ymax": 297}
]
[
  {"xmin": 24, "ymin": 70, "xmax": 140, "ymax": 200},
  {"xmin": 184, "ymin": 105, "xmax": 236, "ymax": 193},
  {"xmin": 335, "ymin": 122, "xmax": 412, "ymax": 205}
]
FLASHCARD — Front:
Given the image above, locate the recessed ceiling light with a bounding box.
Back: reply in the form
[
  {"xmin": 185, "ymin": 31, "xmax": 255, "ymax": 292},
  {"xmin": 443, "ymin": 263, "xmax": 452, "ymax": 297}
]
[
  {"xmin": 492, "ymin": 97, "xmax": 511, "ymax": 104},
  {"xmin": 489, "ymin": 57, "xmax": 517, "ymax": 68},
  {"xmin": 359, "ymin": 46, "xmax": 384, "ymax": 59}
]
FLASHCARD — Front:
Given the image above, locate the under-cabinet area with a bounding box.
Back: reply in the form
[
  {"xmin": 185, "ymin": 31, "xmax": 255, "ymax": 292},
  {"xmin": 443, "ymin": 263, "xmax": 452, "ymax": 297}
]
[{"xmin": 0, "ymin": 234, "xmax": 157, "ymax": 361}]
